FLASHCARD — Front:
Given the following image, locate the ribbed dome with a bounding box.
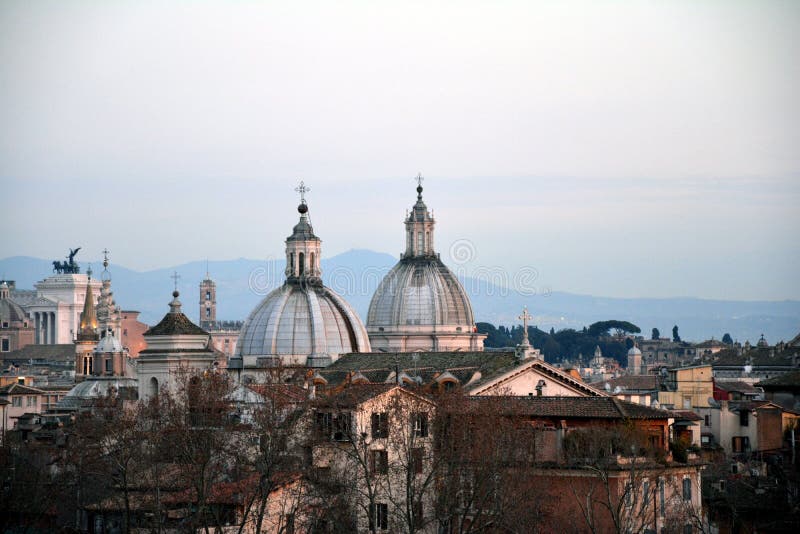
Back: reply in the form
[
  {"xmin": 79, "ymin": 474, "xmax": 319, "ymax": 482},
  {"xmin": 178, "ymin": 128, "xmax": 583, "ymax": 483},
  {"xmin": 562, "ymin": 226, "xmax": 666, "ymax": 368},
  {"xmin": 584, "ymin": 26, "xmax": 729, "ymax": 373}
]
[
  {"xmin": 236, "ymin": 282, "xmax": 370, "ymax": 367},
  {"xmin": 367, "ymin": 257, "xmax": 474, "ymax": 328},
  {"xmin": 0, "ymin": 297, "xmax": 27, "ymax": 324}
]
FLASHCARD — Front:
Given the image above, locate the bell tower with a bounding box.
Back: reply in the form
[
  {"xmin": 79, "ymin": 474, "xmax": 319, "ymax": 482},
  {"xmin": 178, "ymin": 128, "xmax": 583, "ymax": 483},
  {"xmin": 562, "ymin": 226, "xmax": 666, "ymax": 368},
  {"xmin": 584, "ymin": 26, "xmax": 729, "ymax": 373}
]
[
  {"xmin": 402, "ymin": 173, "xmax": 436, "ymax": 258},
  {"xmin": 285, "ymin": 181, "xmax": 322, "ymax": 284},
  {"xmin": 199, "ymin": 266, "xmax": 216, "ymax": 330}
]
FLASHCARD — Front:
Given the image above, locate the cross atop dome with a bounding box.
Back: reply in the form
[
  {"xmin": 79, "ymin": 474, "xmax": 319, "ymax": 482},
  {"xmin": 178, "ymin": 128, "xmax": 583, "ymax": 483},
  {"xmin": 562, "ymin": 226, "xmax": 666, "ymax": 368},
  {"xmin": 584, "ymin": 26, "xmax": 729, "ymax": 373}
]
[
  {"xmin": 171, "ymin": 271, "xmax": 181, "ymax": 294},
  {"xmin": 415, "ymin": 173, "xmax": 424, "ymax": 199},
  {"xmin": 296, "ymin": 180, "xmax": 310, "ymax": 202}
]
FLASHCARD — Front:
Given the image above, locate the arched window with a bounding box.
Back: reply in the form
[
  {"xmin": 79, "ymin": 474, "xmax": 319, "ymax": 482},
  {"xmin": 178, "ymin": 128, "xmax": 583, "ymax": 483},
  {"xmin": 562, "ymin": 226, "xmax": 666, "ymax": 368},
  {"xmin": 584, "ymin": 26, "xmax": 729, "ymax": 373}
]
[
  {"xmin": 310, "ymin": 252, "xmax": 315, "ymax": 275},
  {"xmin": 83, "ymin": 355, "xmax": 92, "ymax": 375},
  {"xmin": 417, "ymin": 232, "xmax": 423, "ymax": 254},
  {"xmin": 425, "ymin": 231, "xmax": 430, "ymax": 253},
  {"xmin": 149, "ymin": 377, "xmax": 159, "ymax": 398},
  {"xmin": 298, "ymin": 252, "xmax": 305, "ymax": 276},
  {"xmin": 289, "ymin": 253, "xmax": 295, "ymax": 275}
]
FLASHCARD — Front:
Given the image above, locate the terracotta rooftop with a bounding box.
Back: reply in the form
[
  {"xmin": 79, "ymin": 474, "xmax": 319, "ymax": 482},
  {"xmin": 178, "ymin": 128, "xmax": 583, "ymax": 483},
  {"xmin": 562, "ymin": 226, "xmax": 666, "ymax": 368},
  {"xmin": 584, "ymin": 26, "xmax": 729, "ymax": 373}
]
[
  {"xmin": 711, "ymin": 347, "xmax": 799, "ymax": 368},
  {"xmin": 314, "ymin": 384, "xmax": 431, "ymax": 408},
  {"xmin": 454, "ymin": 396, "xmax": 671, "ymax": 420},
  {"xmin": 604, "ymin": 375, "xmax": 660, "ymax": 392},
  {"xmin": 0, "ymin": 383, "xmax": 44, "ymax": 396},
  {"xmin": 756, "ymin": 371, "xmax": 800, "ymax": 388},
  {"xmin": 0, "ymin": 344, "xmax": 75, "ymax": 363},
  {"xmin": 715, "ymin": 381, "xmax": 760, "ymax": 394}
]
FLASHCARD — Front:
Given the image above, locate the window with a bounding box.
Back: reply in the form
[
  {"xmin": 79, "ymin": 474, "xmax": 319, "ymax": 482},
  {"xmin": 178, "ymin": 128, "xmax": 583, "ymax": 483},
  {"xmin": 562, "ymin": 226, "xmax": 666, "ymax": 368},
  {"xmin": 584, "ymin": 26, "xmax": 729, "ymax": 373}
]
[
  {"xmin": 27, "ymin": 396, "xmax": 37, "ymax": 407},
  {"xmin": 412, "ymin": 412, "xmax": 429, "ymax": 437},
  {"xmin": 704, "ymin": 415, "xmax": 711, "ymax": 427},
  {"xmin": 417, "ymin": 232, "xmax": 423, "ymax": 254},
  {"xmin": 83, "ymin": 355, "xmax": 92, "ymax": 375},
  {"xmin": 298, "ymin": 252, "xmax": 305, "ymax": 276},
  {"xmin": 206, "ymin": 291, "xmax": 211, "ymax": 300},
  {"xmin": 206, "ymin": 307, "xmax": 211, "ymax": 318},
  {"xmin": 411, "ymin": 447, "xmax": 424, "ymax": 475},
  {"xmin": 682, "ymin": 477, "xmax": 692, "ymax": 501},
  {"xmin": 1, "ymin": 338, "xmax": 8, "ymax": 352},
  {"xmin": 739, "ymin": 409, "xmax": 749, "ymax": 427},
  {"xmin": 370, "ymin": 450, "xmax": 388, "ymax": 475},
  {"xmin": 105, "ymin": 358, "xmax": 112, "ymax": 373},
  {"xmin": 369, "ymin": 503, "xmax": 389, "ymax": 531},
  {"xmin": 732, "ymin": 436, "xmax": 750, "ymax": 453},
  {"xmin": 315, "ymin": 412, "xmax": 352, "ymax": 441},
  {"xmin": 372, "ymin": 412, "xmax": 389, "ymax": 439},
  {"xmin": 12, "ymin": 396, "xmax": 22, "ymax": 407},
  {"xmin": 683, "ymin": 396, "xmax": 691, "ymax": 409},
  {"xmin": 2, "ymin": 321, "xmax": 8, "ymax": 328}
]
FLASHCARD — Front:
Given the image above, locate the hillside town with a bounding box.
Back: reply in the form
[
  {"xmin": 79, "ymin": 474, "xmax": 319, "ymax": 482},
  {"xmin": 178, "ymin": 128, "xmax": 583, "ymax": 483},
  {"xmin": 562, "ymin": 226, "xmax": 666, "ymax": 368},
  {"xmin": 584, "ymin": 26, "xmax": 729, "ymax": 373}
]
[{"xmin": 2, "ymin": 182, "xmax": 798, "ymax": 533}]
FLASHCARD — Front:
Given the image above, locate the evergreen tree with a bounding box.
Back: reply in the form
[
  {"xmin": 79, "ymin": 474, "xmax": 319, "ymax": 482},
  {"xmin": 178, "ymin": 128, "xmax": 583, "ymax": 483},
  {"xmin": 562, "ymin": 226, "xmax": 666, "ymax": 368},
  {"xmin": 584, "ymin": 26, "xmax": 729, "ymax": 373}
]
[
  {"xmin": 722, "ymin": 333, "xmax": 733, "ymax": 345},
  {"xmin": 651, "ymin": 327, "xmax": 660, "ymax": 340},
  {"xmin": 672, "ymin": 325, "xmax": 681, "ymax": 342}
]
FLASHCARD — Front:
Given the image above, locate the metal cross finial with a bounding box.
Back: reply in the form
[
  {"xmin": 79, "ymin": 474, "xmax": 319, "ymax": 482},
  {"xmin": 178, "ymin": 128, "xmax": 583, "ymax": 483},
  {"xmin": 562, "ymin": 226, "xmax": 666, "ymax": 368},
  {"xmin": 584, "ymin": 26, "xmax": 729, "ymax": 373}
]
[
  {"xmin": 171, "ymin": 271, "xmax": 181, "ymax": 292},
  {"xmin": 415, "ymin": 173, "xmax": 424, "ymax": 187},
  {"xmin": 519, "ymin": 306, "xmax": 533, "ymax": 344},
  {"xmin": 295, "ymin": 181, "xmax": 311, "ymax": 204}
]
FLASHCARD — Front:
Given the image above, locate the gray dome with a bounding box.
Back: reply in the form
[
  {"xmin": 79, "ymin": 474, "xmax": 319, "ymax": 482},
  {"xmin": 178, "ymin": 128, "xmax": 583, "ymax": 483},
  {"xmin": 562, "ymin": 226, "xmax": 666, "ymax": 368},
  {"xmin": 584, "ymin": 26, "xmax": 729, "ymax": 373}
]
[
  {"xmin": 0, "ymin": 291, "xmax": 27, "ymax": 325},
  {"xmin": 95, "ymin": 333, "xmax": 123, "ymax": 353},
  {"xmin": 236, "ymin": 282, "xmax": 370, "ymax": 366},
  {"xmin": 628, "ymin": 345, "xmax": 642, "ymax": 355},
  {"xmin": 367, "ymin": 257, "xmax": 474, "ymax": 328},
  {"xmin": 57, "ymin": 376, "xmax": 139, "ymax": 410}
]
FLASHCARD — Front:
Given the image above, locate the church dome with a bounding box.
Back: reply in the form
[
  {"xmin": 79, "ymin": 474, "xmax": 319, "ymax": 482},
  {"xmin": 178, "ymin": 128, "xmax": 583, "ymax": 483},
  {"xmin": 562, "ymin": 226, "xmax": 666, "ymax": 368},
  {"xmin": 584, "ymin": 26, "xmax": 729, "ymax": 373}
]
[
  {"xmin": 628, "ymin": 345, "xmax": 642, "ymax": 356},
  {"xmin": 234, "ymin": 184, "xmax": 370, "ymax": 368},
  {"xmin": 0, "ymin": 283, "xmax": 27, "ymax": 325},
  {"xmin": 237, "ymin": 282, "xmax": 369, "ymax": 367},
  {"xmin": 366, "ymin": 178, "xmax": 484, "ymax": 352},
  {"xmin": 367, "ymin": 257, "xmax": 474, "ymax": 328},
  {"xmin": 95, "ymin": 331, "xmax": 124, "ymax": 353}
]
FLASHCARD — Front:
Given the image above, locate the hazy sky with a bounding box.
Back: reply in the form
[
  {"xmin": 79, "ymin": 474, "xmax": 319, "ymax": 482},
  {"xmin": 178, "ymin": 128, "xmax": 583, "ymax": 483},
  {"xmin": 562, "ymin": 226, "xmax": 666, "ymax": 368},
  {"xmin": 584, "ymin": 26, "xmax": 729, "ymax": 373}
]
[{"xmin": 2, "ymin": 1, "xmax": 798, "ymax": 301}]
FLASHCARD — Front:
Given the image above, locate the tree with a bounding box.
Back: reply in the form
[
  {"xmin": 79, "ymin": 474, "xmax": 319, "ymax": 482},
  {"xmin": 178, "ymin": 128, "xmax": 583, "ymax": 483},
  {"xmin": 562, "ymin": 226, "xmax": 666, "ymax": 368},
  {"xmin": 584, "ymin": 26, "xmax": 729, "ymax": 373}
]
[
  {"xmin": 435, "ymin": 394, "xmax": 550, "ymax": 533},
  {"xmin": 588, "ymin": 321, "xmax": 641, "ymax": 338},
  {"xmin": 672, "ymin": 325, "xmax": 681, "ymax": 342},
  {"xmin": 652, "ymin": 328, "xmax": 660, "ymax": 340},
  {"xmin": 721, "ymin": 333, "xmax": 733, "ymax": 345}
]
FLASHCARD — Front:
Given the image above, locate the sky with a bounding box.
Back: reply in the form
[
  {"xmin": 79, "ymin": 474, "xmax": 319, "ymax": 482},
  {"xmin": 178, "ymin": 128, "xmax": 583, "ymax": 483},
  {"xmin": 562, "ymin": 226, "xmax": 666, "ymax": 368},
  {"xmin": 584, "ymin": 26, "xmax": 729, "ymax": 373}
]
[{"xmin": 1, "ymin": 0, "xmax": 798, "ymax": 301}]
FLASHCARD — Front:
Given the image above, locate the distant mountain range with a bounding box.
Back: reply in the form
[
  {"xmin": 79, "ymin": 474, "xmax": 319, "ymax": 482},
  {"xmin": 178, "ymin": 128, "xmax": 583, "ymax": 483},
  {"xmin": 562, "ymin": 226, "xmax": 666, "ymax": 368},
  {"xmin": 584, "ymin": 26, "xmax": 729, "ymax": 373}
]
[{"xmin": 1, "ymin": 251, "xmax": 798, "ymax": 344}]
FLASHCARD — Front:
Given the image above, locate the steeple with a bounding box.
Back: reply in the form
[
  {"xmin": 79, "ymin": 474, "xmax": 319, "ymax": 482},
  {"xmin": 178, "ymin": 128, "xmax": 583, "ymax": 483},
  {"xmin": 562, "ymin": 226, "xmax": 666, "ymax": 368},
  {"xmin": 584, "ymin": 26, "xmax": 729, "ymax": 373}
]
[
  {"xmin": 285, "ymin": 181, "xmax": 322, "ymax": 283},
  {"xmin": 96, "ymin": 249, "xmax": 122, "ymax": 339},
  {"xmin": 403, "ymin": 173, "xmax": 436, "ymax": 258},
  {"xmin": 78, "ymin": 270, "xmax": 98, "ymax": 341}
]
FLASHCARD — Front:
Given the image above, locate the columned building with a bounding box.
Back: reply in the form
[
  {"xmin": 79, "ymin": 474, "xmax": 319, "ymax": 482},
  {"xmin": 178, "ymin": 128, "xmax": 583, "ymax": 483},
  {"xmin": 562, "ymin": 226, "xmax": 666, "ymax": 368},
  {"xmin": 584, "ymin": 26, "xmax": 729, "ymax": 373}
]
[
  {"xmin": 366, "ymin": 179, "xmax": 485, "ymax": 352},
  {"xmin": 14, "ymin": 273, "xmax": 101, "ymax": 345}
]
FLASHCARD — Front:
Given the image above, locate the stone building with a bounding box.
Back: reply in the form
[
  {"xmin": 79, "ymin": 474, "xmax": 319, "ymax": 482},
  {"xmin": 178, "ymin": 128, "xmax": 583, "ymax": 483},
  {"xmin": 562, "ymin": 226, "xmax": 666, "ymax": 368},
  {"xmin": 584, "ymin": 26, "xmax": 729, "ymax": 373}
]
[
  {"xmin": 366, "ymin": 179, "xmax": 485, "ymax": 352},
  {"xmin": 0, "ymin": 281, "xmax": 34, "ymax": 353},
  {"xmin": 137, "ymin": 290, "xmax": 216, "ymax": 401},
  {"xmin": 12, "ymin": 272, "xmax": 101, "ymax": 345},
  {"xmin": 231, "ymin": 187, "xmax": 370, "ymax": 378}
]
